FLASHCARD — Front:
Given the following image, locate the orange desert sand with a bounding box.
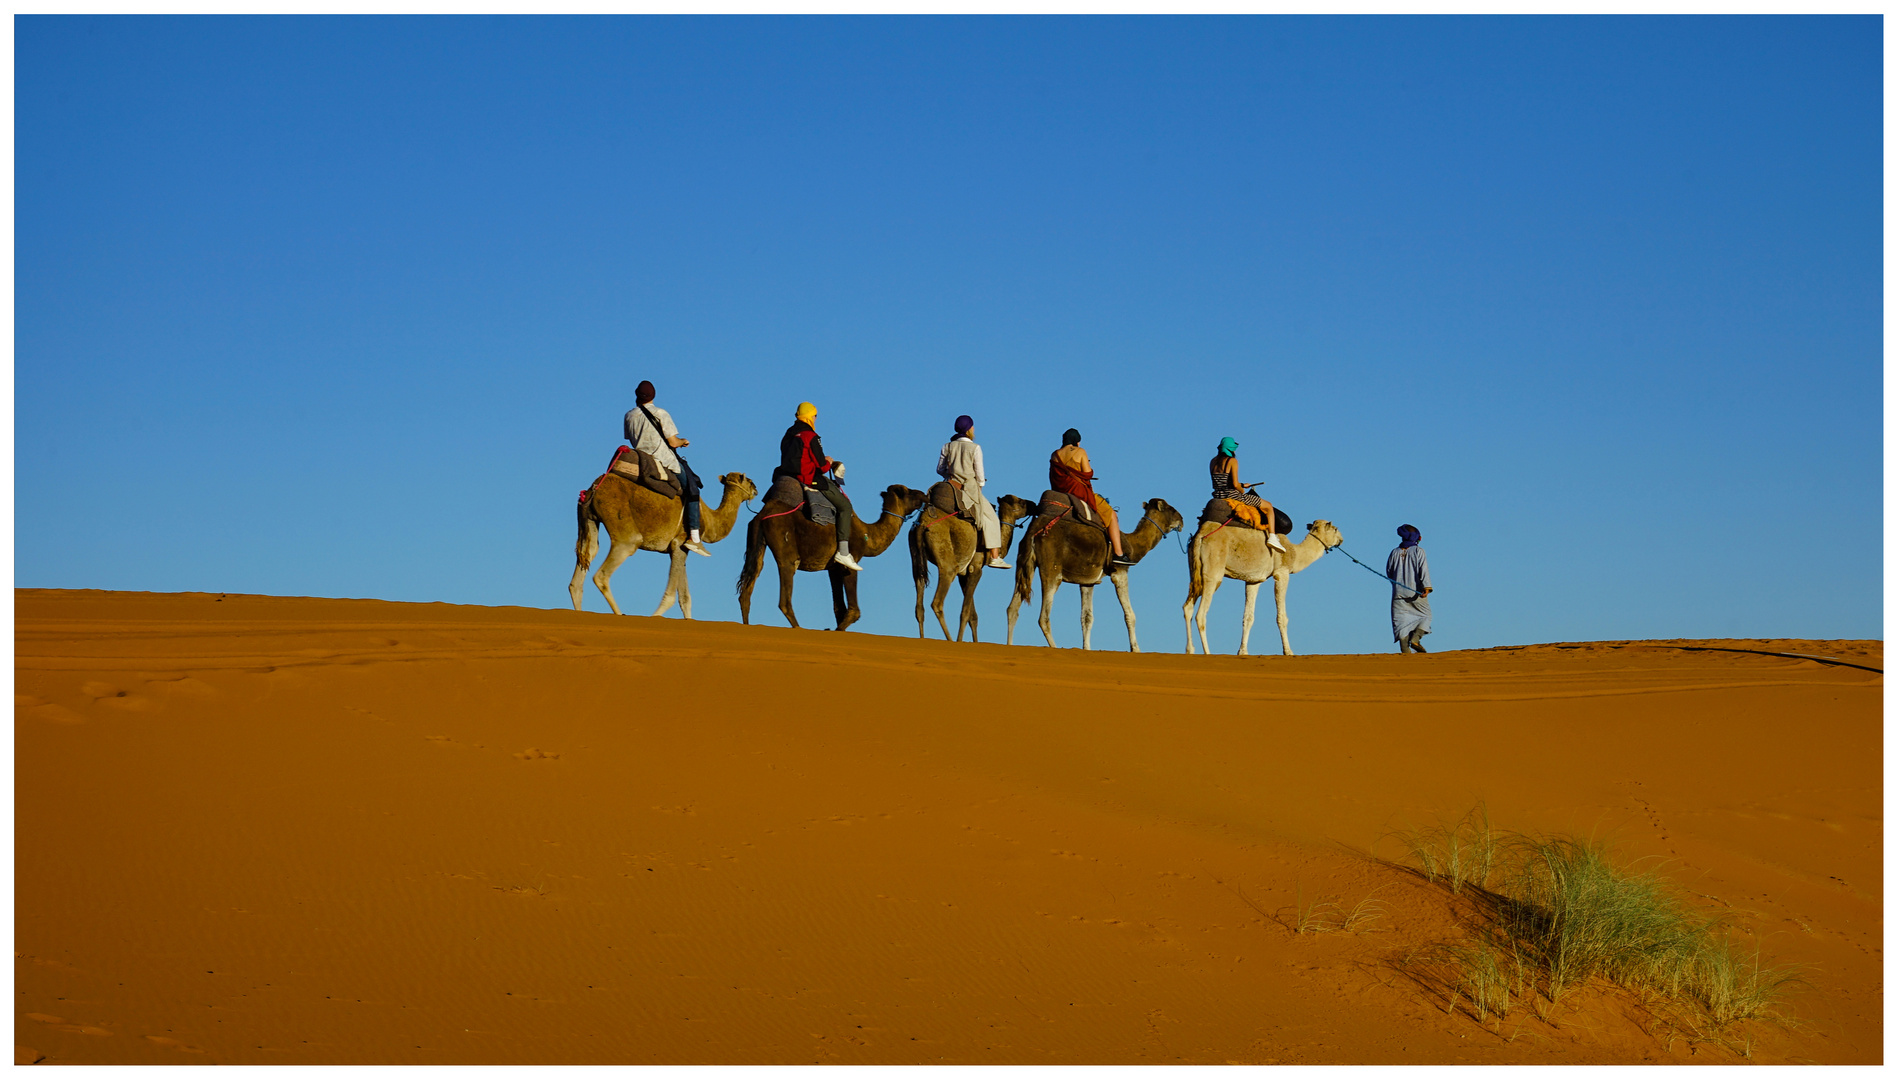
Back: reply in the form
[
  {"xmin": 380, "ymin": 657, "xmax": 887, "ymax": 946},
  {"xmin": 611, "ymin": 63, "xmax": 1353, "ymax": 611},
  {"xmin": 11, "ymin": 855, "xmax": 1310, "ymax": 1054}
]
[{"xmin": 14, "ymin": 589, "xmax": 1881, "ymax": 1064}]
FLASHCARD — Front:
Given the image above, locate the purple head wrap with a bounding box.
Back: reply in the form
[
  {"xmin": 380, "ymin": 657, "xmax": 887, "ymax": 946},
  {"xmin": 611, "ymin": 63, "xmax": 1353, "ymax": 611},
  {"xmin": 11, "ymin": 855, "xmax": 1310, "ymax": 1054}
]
[
  {"xmin": 954, "ymin": 414, "xmax": 974, "ymax": 436},
  {"xmin": 1397, "ymin": 525, "xmax": 1421, "ymax": 549}
]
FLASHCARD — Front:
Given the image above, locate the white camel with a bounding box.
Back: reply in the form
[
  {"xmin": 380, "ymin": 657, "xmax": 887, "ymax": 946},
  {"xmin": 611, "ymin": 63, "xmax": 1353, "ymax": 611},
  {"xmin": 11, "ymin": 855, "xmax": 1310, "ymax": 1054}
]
[{"xmin": 1182, "ymin": 518, "xmax": 1342, "ymax": 656}]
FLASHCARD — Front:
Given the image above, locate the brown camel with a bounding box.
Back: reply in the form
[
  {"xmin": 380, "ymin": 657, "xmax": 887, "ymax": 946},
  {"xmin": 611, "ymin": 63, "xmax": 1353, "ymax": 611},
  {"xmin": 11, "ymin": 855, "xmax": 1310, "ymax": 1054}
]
[
  {"xmin": 1005, "ymin": 497, "xmax": 1184, "ymax": 652},
  {"xmin": 737, "ymin": 484, "xmax": 928, "ymax": 630},
  {"xmin": 569, "ymin": 472, "xmax": 758, "ymax": 618},
  {"xmin": 908, "ymin": 493, "xmax": 1036, "ymax": 642},
  {"xmin": 1182, "ymin": 518, "xmax": 1342, "ymax": 657}
]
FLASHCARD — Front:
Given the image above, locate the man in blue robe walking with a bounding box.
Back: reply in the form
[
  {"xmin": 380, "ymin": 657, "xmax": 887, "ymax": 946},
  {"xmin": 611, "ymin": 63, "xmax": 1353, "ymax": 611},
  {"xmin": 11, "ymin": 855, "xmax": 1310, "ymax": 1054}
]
[{"xmin": 1388, "ymin": 524, "xmax": 1433, "ymax": 653}]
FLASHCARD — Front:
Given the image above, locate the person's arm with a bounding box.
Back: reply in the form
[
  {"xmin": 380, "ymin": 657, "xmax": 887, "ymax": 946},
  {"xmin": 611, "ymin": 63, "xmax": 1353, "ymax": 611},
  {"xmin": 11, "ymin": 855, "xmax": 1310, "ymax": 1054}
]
[
  {"xmin": 660, "ymin": 409, "xmax": 688, "ymax": 449},
  {"xmin": 937, "ymin": 443, "xmax": 953, "ymax": 480},
  {"xmin": 973, "ymin": 443, "xmax": 987, "ymax": 487},
  {"xmin": 1416, "ymin": 549, "xmax": 1432, "ymax": 595}
]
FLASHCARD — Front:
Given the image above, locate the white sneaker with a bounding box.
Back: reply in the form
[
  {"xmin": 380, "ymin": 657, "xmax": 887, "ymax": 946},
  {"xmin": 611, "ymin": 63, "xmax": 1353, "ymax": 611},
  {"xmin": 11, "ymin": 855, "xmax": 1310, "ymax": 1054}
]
[
  {"xmin": 1267, "ymin": 532, "xmax": 1288, "ymax": 553},
  {"xmin": 682, "ymin": 538, "xmax": 711, "ymax": 557},
  {"xmin": 987, "ymin": 558, "xmax": 1011, "ymax": 569},
  {"xmin": 832, "ymin": 550, "xmax": 863, "ymax": 571}
]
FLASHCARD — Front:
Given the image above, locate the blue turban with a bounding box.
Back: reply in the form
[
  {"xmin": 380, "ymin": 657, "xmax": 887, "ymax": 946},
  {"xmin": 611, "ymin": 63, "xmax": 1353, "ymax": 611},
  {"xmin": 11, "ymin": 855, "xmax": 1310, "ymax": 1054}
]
[
  {"xmin": 1398, "ymin": 525, "xmax": 1421, "ymax": 549},
  {"xmin": 954, "ymin": 414, "xmax": 974, "ymax": 436}
]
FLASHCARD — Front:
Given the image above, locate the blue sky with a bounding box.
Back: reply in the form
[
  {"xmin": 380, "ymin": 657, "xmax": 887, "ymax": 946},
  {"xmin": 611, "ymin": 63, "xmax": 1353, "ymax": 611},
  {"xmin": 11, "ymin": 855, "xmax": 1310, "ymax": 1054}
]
[{"xmin": 16, "ymin": 16, "xmax": 1882, "ymax": 654}]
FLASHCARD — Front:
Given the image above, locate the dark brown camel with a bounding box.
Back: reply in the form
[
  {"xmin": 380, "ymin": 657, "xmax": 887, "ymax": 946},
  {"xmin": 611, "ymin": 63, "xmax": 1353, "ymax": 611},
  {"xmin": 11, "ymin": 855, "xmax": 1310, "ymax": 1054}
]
[
  {"xmin": 1005, "ymin": 497, "xmax": 1184, "ymax": 652},
  {"xmin": 569, "ymin": 471, "xmax": 757, "ymax": 618},
  {"xmin": 737, "ymin": 484, "xmax": 928, "ymax": 630},
  {"xmin": 908, "ymin": 493, "xmax": 1036, "ymax": 642}
]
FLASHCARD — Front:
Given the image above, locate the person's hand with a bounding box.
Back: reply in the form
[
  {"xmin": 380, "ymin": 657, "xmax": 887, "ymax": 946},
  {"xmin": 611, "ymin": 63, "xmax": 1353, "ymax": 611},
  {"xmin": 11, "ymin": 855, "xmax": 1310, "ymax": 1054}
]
[{"xmin": 1423, "ymin": 587, "xmax": 1434, "ymax": 596}]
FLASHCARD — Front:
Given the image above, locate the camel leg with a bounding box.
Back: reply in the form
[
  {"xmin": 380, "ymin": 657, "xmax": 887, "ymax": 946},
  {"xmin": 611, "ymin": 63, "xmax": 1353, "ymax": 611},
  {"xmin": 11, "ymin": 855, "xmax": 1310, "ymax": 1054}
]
[
  {"xmin": 1007, "ymin": 582, "xmax": 1026, "ymax": 646},
  {"xmin": 1182, "ymin": 594, "xmax": 1197, "ymax": 655},
  {"xmin": 1110, "ymin": 568, "xmax": 1138, "ymax": 653},
  {"xmin": 652, "ymin": 546, "xmax": 685, "ymax": 618},
  {"xmin": 1197, "ymin": 574, "xmax": 1221, "ymax": 656},
  {"xmin": 570, "ymin": 518, "xmax": 600, "ymax": 611},
  {"xmin": 956, "ymin": 570, "xmax": 979, "ymax": 643},
  {"xmin": 831, "ymin": 566, "xmax": 862, "ymax": 632},
  {"xmin": 914, "ymin": 567, "xmax": 929, "ymax": 639},
  {"xmin": 1274, "ymin": 570, "xmax": 1294, "ymax": 656},
  {"xmin": 775, "ymin": 553, "xmax": 801, "ymax": 629},
  {"xmin": 1239, "ymin": 580, "xmax": 1258, "ymax": 656},
  {"xmin": 1037, "ymin": 573, "xmax": 1059, "ymax": 648},
  {"xmin": 592, "ymin": 540, "xmax": 636, "ymax": 617},
  {"xmin": 677, "ymin": 555, "xmax": 692, "ymax": 620},
  {"xmin": 931, "ymin": 568, "xmax": 955, "ymax": 641},
  {"xmin": 1080, "ymin": 585, "xmax": 1095, "ymax": 651}
]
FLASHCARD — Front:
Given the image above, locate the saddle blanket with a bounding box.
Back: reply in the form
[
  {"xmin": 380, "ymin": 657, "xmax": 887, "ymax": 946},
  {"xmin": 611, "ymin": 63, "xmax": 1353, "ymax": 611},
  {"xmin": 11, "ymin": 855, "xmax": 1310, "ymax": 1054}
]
[
  {"xmin": 593, "ymin": 446, "xmax": 682, "ymax": 501},
  {"xmin": 1200, "ymin": 497, "xmax": 1291, "ymax": 535},
  {"xmin": 927, "ymin": 480, "xmax": 962, "ymax": 516},
  {"xmin": 762, "ymin": 474, "xmax": 837, "ymax": 527},
  {"xmin": 1031, "ymin": 489, "xmax": 1107, "ymax": 533}
]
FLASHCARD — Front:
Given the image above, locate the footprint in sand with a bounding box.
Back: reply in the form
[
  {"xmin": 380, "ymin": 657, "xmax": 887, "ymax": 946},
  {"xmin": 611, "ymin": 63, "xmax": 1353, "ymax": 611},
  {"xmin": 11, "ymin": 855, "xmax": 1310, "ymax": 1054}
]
[
  {"xmin": 17, "ymin": 698, "xmax": 85, "ymax": 725},
  {"xmin": 513, "ymin": 748, "xmax": 560, "ymax": 761},
  {"xmin": 144, "ymin": 676, "xmax": 217, "ymax": 700},
  {"xmin": 77, "ymin": 682, "xmax": 154, "ymax": 713},
  {"xmin": 143, "ymin": 1035, "xmax": 204, "ymax": 1054}
]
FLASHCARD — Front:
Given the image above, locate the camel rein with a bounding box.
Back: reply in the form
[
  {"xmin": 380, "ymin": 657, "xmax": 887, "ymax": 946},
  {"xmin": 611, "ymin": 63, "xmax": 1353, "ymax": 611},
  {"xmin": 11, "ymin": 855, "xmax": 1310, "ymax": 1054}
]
[{"xmin": 1330, "ymin": 543, "xmax": 1427, "ymax": 599}]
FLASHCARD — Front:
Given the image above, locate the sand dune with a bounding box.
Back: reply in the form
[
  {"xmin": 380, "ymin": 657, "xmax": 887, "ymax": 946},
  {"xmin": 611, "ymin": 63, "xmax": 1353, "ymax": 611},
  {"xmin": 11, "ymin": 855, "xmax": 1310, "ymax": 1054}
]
[{"xmin": 14, "ymin": 589, "xmax": 1881, "ymax": 1064}]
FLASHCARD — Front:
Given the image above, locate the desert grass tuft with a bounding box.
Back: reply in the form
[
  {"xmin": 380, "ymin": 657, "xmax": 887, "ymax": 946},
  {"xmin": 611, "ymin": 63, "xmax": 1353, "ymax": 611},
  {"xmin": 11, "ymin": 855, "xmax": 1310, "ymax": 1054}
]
[
  {"xmin": 1391, "ymin": 809, "xmax": 1801, "ymax": 1042},
  {"xmin": 1395, "ymin": 802, "xmax": 1498, "ymax": 894}
]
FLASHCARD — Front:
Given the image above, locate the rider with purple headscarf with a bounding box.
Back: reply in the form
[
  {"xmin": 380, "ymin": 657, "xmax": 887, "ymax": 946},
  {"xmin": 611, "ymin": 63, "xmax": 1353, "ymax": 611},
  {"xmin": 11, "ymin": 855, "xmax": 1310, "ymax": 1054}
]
[
  {"xmin": 1387, "ymin": 524, "xmax": 1433, "ymax": 653},
  {"xmin": 936, "ymin": 414, "xmax": 1009, "ymax": 569}
]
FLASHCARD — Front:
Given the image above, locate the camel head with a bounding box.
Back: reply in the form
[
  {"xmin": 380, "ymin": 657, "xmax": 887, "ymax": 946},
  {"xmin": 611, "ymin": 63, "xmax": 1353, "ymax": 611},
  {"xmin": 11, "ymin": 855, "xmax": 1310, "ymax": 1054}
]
[
  {"xmin": 997, "ymin": 493, "xmax": 1036, "ymax": 522},
  {"xmin": 1304, "ymin": 520, "xmax": 1342, "ymax": 550},
  {"xmin": 1143, "ymin": 498, "xmax": 1185, "ymax": 536},
  {"xmin": 883, "ymin": 484, "xmax": 929, "ymax": 517},
  {"xmin": 719, "ymin": 472, "xmax": 759, "ymax": 502}
]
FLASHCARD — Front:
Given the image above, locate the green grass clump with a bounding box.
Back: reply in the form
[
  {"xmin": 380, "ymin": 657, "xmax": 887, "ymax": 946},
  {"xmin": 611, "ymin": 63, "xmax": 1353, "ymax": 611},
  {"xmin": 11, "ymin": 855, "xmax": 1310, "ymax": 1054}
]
[
  {"xmin": 1397, "ymin": 803, "xmax": 1498, "ymax": 894},
  {"xmin": 1392, "ymin": 810, "xmax": 1800, "ymax": 1043}
]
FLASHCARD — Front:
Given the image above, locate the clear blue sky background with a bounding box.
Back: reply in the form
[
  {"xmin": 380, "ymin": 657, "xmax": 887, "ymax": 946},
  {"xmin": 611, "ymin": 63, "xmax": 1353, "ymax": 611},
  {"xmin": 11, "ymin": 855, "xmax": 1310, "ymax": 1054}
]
[{"xmin": 17, "ymin": 15, "xmax": 1882, "ymax": 655}]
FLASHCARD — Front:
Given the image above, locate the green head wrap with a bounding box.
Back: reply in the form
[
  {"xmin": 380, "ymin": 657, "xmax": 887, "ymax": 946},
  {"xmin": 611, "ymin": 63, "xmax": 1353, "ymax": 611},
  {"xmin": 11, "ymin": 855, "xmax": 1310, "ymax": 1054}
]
[{"xmin": 1218, "ymin": 436, "xmax": 1239, "ymax": 457}]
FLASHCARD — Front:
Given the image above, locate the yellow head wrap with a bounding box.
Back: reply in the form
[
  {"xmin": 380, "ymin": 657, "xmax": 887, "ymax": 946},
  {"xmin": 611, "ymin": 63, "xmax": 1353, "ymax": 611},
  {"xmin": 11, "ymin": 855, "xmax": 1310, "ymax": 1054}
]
[{"xmin": 795, "ymin": 402, "xmax": 818, "ymax": 423}]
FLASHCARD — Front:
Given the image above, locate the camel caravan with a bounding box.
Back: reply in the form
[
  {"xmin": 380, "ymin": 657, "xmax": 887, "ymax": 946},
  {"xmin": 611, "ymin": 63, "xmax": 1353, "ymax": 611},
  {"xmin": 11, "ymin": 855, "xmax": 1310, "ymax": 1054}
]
[{"xmin": 572, "ymin": 390, "xmax": 1408, "ymax": 655}]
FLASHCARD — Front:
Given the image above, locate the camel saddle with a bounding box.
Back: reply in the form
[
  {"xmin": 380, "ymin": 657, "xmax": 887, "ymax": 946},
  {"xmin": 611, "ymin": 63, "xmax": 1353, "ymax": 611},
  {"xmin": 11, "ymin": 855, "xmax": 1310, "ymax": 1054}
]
[
  {"xmin": 762, "ymin": 474, "xmax": 838, "ymax": 528},
  {"xmin": 1200, "ymin": 498, "xmax": 1291, "ymax": 535},
  {"xmin": 1029, "ymin": 490, "xmax": 1106, "ymax": 536},
  {"xmin": 591, "ymin": 446, "xmax": 681, "ymax": 501}
]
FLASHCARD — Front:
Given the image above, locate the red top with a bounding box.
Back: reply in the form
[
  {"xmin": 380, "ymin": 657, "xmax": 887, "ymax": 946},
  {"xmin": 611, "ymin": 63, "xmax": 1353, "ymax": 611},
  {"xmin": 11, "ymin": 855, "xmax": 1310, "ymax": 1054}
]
[{"xmin": 1049, "ymin": 452, "xmax": 1097, "ymax": 506}]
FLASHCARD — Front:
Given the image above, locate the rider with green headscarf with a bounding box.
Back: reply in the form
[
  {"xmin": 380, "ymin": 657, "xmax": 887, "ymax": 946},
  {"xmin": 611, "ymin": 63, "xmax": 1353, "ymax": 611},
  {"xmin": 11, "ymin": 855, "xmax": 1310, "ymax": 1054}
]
[{"xmin": 1210, "ymin": 436, "xmax": 1285, "ymax": 552}]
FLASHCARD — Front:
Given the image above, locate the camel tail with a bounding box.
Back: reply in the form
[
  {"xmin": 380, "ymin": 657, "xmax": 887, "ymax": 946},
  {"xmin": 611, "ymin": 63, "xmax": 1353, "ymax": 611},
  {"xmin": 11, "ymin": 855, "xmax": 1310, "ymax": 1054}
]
[
  {"xmin": 736, "ymin": 513, "xmax": 766, "ymax": 601},
  {"xmin": 1185, "ymin": 528, "xmax": 1203, "ymax": 602},
  {"xmin": 909, "ymin": 525, "xmax": 928, "ymax": 585},
  {"xmin": 575, "ymin": 487, "xmax": 601, "ymax": 570},
  {"xmin": 1014, "ymin": 531, "xmax": 1038, "ymax": 602}
]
